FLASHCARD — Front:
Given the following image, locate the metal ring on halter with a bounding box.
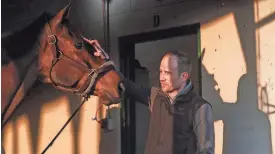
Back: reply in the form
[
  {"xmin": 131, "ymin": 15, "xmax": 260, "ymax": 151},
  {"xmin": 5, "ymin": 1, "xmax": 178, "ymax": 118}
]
[{"xmin": 47, "ymin": 35, "xmax": 57, "ymax": 44}]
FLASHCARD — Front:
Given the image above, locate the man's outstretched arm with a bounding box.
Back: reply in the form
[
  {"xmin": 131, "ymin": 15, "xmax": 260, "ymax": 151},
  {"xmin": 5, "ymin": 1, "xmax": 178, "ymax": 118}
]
[
  {"xmin": 193, "ymin": 103, "xmax": 215, "ymax": 154},
  {"xmin": 119, "ymin": 72, "xmax": 151, "ymax": 106}
]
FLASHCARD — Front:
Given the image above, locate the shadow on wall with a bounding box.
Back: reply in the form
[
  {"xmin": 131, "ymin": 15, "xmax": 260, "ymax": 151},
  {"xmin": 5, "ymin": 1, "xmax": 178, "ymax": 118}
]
[
  {"xmin": 2, "ymin": 83, "xmax": 84, "ymax": 154},
  {"xmin": 1, "ymin": 0, "xmax": 69, "ymax": 33},
  {"xmin": 201, "ymin": 50, "xmax": 272, "ymax": 154},
  {"xmin": 200, "ymin": 0, "xmax": 275, "ymax": 153}
]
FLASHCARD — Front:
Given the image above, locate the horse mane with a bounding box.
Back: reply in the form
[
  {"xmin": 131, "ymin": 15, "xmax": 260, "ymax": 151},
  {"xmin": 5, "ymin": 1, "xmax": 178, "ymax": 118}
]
[{"xmin": 1, "ymin": 12, "xmax": 54, "ymax": 65}]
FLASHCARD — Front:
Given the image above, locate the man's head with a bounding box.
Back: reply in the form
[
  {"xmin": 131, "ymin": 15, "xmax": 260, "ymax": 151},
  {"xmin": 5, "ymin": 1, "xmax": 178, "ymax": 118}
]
[{"xmin": 159, "ymin": 50, "xmax": 192, "ymax": 94}]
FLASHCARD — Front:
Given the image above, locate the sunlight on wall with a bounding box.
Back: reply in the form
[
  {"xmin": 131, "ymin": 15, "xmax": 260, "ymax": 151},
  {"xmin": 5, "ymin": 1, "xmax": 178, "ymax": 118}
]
[
  {"xmin": 255, "ymin": 0, "xmax": 275, "ymax": 152},
  {"xmin": 37, "ymin": 96, "xmax": 74, "ymax": 154},
  {"xmin": 2, "ymin": 113, "xmax": 34, "ymax": 154},
  {"xmin": 256, "ymin": 17, "xmax": 275, "ymax": 114},
  {"xmin": 214, "ymin": 120, "xmax": 224, "ymax": 154},
  {"xmin": 3, "ymin": 122, "xmax": 15, "ymax": 154},
  {"xmin": 254, "ymin": 0, "xmax": 275, "ymax": 22},
  {"xmin": 16, "ymin": 115, "xmax": 33, "ymax": 154},
  {"xmin": 2, "ymin": 84, "xmax": 119, "ymax": 154},
  {"xmin": 78, "ymin": 96, "xmax": 101, "ymax": 154},
  {"xmin": 78, "ymin": 96, "xmax": 121, "ymax": 154},
  {"xmin": 201, "ymin": 12, "xmax": 247, "ymax": 103}
]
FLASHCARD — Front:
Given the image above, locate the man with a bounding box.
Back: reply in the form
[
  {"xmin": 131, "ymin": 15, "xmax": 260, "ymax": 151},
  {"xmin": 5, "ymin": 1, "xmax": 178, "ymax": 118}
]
[{"xmin": 84, "ymin": 38, "xmax": 215, "ymax": 154}]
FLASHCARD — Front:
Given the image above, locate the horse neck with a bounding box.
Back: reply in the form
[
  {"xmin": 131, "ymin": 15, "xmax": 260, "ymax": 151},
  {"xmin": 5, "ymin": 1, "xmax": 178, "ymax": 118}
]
[
  {"xmin": 1, "ymin": 15, "xmax": 47, "ymax": 124},
  {"xmin": 1, "ymin": 49, "xmax": 39, "ymax": 125}
]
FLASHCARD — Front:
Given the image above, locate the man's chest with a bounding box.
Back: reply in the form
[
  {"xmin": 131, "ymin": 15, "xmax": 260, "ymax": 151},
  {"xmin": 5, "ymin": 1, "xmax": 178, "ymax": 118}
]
[{"xmin": 151, "ymin": 96, "xmax": 194, "ymax": 129}]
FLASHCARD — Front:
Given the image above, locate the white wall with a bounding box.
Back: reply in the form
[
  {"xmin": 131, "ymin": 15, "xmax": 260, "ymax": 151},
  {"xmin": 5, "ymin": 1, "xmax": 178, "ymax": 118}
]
[{"xmin": 2, "ymin": 0, "xmax": 275, "ymax": 154}]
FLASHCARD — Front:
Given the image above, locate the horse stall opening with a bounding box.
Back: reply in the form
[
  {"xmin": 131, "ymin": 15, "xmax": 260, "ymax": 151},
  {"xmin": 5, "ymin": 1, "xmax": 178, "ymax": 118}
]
[{"xmin": 119, "ymin": 24, "xmax": 200, "ymax": 154}]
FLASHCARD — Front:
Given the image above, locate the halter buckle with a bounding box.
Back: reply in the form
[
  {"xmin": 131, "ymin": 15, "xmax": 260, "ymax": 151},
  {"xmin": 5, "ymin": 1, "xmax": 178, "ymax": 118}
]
[
  {"xmin": 88, "ymin": 69, "xmax": 96, "ymax": 77},
  {"xmin": 47, "ymin": 35, "xmax": 57, "ymax": 44}
]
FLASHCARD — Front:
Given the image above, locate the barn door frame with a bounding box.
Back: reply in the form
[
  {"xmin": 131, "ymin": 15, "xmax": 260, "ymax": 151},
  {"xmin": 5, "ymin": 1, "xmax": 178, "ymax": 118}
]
[{"xmin": 119, "ymin": 23, "xmax": 201, "ymax": 154}]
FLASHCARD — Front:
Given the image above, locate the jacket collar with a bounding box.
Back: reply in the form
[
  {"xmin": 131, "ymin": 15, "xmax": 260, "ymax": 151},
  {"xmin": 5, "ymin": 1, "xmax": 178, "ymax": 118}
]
[
  {"xmin": 176, "ymin": 80, "xmax": 193, "ymax": 97},
  {"xmin": 174, "ymin": 80, "xmax": 194, "ymax": 103}
]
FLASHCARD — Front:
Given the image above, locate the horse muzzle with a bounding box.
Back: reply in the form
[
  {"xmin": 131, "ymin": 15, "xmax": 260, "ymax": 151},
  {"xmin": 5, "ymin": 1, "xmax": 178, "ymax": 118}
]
[{"xmin": 104, "ymin": 81, "xmax": 125, "ymax": 105}]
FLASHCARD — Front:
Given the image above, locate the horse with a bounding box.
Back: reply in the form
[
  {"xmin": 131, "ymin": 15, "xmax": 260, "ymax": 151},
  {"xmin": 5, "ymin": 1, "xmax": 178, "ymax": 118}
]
[{"xmin": 1, "ymin": 3, "xmax": 124, "ymax": 127}]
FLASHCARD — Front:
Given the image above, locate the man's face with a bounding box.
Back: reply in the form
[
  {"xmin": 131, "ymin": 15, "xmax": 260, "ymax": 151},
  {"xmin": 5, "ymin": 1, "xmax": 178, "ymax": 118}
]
[{"xmin": 159, "ymin": 55, "xmax": 182, "ymax": 93}]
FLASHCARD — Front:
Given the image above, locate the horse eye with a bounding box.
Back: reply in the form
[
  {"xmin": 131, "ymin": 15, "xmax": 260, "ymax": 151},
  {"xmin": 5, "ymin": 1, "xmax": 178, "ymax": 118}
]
[{"xmin": 74, "ymin": 43, "xmax": 83, "ymax": 49}]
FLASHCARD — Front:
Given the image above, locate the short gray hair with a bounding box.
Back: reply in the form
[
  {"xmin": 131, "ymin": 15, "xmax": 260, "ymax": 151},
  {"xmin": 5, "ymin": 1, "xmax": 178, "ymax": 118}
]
[{"xmin": 164, "ymin": 50, "xmax": 192, "ymax": 75}]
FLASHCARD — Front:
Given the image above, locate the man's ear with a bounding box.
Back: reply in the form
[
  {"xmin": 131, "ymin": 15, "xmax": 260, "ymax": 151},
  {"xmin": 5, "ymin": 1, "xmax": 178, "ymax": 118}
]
[{"xmin": 180, "ymin": 72, "xmax": 189, "ymax": 82}]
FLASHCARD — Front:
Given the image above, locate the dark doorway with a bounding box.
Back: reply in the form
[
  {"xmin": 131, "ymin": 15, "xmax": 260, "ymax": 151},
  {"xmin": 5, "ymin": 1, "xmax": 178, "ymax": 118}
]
[{"xmin": 119, "ymin": 23, "xmax": 201, "ymax": 154}]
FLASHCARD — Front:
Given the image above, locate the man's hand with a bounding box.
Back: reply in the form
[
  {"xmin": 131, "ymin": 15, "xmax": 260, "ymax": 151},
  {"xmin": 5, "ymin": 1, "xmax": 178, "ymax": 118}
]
[{"xmin": 82, "ymin": 37, "xmax": 108, "ymax": 59}]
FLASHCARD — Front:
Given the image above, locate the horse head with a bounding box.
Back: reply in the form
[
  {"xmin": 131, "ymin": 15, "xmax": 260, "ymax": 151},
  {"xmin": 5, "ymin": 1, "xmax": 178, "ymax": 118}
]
[{"xmin": 37, "ymin": 3, "xmax": 124, "ymax": 105}]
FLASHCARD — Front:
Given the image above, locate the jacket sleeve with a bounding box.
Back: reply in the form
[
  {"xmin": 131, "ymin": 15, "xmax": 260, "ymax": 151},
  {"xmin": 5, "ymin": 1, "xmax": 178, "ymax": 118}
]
[
  {"xmin": 193, "ymin": 103, "xmax": 215, "ymax": 154},
  {"xmin": 119, "ymin": 72, "xmax": 151, "ymax": 106}
]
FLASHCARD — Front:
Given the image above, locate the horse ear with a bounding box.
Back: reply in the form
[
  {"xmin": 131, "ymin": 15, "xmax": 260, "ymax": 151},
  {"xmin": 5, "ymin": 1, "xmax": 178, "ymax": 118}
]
[
  {"xmin": 60, "ymin": 2, "xmax": 72, "ymax": 20},
  {"xmin": 52, "ymin": 2, "xmax": 72, "ymax": 25}
]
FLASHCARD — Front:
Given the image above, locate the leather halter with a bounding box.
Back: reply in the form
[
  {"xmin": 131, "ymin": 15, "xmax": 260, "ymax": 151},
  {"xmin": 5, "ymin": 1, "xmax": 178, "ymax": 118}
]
[{"xmin": 45, "ymin": 21, "xmax": 115, "ymax": 98}]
